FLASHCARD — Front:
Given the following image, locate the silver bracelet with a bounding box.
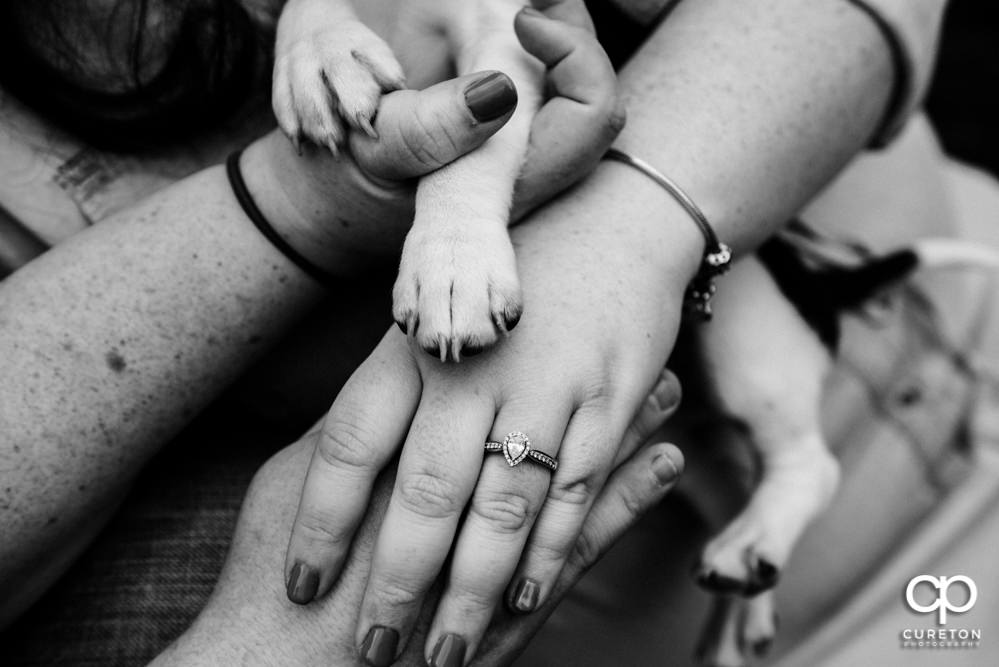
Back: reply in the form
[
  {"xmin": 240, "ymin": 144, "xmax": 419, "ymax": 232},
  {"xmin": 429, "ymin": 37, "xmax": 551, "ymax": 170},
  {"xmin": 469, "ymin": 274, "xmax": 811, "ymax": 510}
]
[{"xmin": 603, "ymin": 148, "xmax": 731, "ymax": 319}]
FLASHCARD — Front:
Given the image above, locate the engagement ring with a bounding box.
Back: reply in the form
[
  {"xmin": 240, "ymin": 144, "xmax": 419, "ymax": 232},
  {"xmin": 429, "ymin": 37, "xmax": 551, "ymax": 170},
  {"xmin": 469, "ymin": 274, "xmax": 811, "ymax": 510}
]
[{"xmin": 484, "ymin": 431, "xmax": 558, "ymax": 473}]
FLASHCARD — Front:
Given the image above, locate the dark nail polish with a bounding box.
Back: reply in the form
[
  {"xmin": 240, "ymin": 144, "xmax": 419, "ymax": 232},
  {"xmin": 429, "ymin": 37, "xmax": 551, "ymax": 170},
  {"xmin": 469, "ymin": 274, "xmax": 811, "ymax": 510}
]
[
  {"xmin": 652, "ymin": 452, "xmax": 681, "ymax": 485},
  {"xmin": 360, "ymin": 626, "xmax": 399, "ymax": 667},
  {"xmin": 510, "ymin": 578, "xmax": 540, "ymax": 614},
  {"xmin": 462, "ymin": 342, "xmax": 485, "ymax": 357},
  {"xmin": 465, "ymin": 72, "xmax": 518, "ymax": 122},
  {"xmin": 503, "ymin": 311, "xmax": 521, "ymax": 332},
  {"xmin": 430, "ymin": 633, "xmax": 467, "ymax": 667},
  {"xmin": 286, "ymin": 562, "xmax": 320, "ymax": 604}
]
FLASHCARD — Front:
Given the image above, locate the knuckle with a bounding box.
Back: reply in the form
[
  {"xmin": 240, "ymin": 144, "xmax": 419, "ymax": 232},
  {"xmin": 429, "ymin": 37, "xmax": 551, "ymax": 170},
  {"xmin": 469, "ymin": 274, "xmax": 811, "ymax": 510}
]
[
  {"xmin": 317, "ymin": 418, "xmax": 377, "ymax": 471},
  {"xmin": 470, "ymin": 488, "xmax": 538, "ymax": 534},
  {"xmin": 372, "ymin": 575, "xmax": 424, "ymax": 609},
  {"xmin": 295, "ymin": 508, "xmax": 346, "ymax": 546},
  {"xmin": 397, "ymin": 468, "xmax": 465, "ymax": 519},
  {"xmin": 401, "ymin": 106, "xmax": 459, "ymax": 168},
  {"xmin": 447, "ymin": 582, "xmax": 497, "ymax": 615},
  {"xmin": 549, "ymin": 472, "xmax": 602, "ymax": 508},
  {"xmin": 570, "ymin": 530, "xmax": 602, "ymax": 569},
  {"xmin": 529, "ymin": 535, "xmax": 573, "ymax": 566},
  {"xmin": 619, "ymin": 486, "xmax": 647, "ymax": 519}
]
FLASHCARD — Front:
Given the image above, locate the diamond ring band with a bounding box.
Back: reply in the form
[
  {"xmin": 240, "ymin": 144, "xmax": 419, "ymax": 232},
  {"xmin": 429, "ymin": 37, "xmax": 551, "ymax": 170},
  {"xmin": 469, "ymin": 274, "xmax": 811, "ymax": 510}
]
[{"xmin": 484, "ymin": 431, "xmax": 558, "ymax": 473}]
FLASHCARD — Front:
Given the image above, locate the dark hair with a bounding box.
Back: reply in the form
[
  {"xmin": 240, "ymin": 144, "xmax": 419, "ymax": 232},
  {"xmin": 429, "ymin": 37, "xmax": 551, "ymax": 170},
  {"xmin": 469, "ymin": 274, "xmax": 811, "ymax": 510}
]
[{"xmin": 0, "ymin": 0, "xmax": 269, "ymax": 150}]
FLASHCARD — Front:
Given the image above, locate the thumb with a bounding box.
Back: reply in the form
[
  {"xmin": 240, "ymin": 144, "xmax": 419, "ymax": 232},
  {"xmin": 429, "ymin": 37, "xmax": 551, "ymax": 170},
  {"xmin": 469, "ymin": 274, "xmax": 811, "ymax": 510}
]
[{"xmin": 349, "ymin": 71, "xmax": 518, "ymax": 181}]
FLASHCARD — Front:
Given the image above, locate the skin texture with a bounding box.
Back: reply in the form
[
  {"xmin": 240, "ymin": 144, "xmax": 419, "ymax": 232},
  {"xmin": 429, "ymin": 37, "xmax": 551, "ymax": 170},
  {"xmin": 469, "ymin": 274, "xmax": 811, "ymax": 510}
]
[
  {"xmin": 1, "ymin": 0, "xmax": 916, "ymax": 662},
  {"xmin": 0, "ymin": 10, "xmax": 625, "ymax": 625},
  {"xmin": 150, "ymin": 363, "xmax": 684, "ymax": 666},
  {"xmin": 284, "ymin": 0, "xmax": 897, "ymax": 663}
]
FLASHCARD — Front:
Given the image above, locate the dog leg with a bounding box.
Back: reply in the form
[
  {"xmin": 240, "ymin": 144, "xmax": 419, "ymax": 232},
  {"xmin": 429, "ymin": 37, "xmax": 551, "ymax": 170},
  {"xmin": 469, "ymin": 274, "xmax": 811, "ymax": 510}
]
[
  {"xmin": 393, "ymin": 1, "xmax": 543, "ymax": 361},
  {"xmin": 695, "ymin": 591, "xmax": 778, "ymax": 667},
  {"xmin": 695, "ymin": 255, "xmax": 840, "ymax": 594},
  {"xmin": 273, "ymin": 0, "xmax": 405, "ymax": 153}
]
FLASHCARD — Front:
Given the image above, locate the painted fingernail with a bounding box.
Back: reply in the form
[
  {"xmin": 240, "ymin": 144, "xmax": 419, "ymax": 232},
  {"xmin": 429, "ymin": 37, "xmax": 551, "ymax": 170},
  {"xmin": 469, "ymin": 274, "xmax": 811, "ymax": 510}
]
[
  {"xmin": 510, "ymin": 578, "xmax": 540, "ymax": 614},
  {"xmin": 360, "ymin": 626, "xmax": 399, "ymax": 667},
  {"xmin": 465, "ymin": 72, "xmax": 518, "ymax": 122},
  {"xmin": 429, "ymin": 633, "xmax": 467, "ymax": 667},
  {"xmin": 652, "ymin": 451, "xmax": 681, "ymax": 485},
  {"xmin": 286, "ymin": 561, "xmax": 319, "ymax": 604}
]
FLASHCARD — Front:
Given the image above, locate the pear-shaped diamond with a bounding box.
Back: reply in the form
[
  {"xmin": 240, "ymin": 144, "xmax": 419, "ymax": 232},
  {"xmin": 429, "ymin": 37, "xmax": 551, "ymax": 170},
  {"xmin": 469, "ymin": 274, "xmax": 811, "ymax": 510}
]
[{"xmin": 503, "ymin": 432, "xmax": 531, "ymax": 466}]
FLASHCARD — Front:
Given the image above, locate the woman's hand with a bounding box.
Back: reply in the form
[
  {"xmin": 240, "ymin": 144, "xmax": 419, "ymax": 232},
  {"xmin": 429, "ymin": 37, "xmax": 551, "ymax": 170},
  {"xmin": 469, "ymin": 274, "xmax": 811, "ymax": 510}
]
[
  {"xmin": 242, "ymin": 0, "xmax": 624, "ymax": 276},
  {"xmin": 151, "ymin": 357, "xmax": 683, "ymax": 667},
  {"xmin": 284, "ymin": 125, "xmax": 703, "ymax": 667}
]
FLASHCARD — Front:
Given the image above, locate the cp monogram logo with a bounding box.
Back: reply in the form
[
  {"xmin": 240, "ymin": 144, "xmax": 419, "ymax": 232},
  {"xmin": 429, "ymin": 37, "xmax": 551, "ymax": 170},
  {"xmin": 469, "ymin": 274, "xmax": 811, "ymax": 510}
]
[{"xmin": 905, "ymin": 575, "xmax": 978, "ymax": 624}]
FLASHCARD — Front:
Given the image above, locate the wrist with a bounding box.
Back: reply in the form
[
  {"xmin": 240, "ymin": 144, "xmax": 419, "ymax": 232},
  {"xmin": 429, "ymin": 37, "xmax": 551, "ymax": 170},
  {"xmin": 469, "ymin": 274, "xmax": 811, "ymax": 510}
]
[
  {"xmin": 594, "ymin": 158, "xmax": 708, "ymax": 288},
  {"xmin": 239, "ymin": 132, "xmax": 347, "ymax": 275}
]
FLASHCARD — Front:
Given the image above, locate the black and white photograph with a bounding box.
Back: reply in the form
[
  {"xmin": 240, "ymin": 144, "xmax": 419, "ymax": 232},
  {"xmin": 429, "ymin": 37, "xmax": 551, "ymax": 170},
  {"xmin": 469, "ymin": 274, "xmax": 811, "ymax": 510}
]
[{"xmin": 0, "ymin": 1, "xmax": 996, "ymax": 665}]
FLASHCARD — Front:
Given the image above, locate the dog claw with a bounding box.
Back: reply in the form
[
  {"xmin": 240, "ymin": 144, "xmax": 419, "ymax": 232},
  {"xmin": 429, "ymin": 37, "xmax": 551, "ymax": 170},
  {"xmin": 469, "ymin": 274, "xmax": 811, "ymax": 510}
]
[
  {"xmin": 357, "ymin": 114, "xmax": 378, "ymax": 139},
  {"xmin": 696, "ymin": 568, "xmax": 749, "ymax": 595},
  {"xmin": 746, "ymin": 557, "xmax": 779, "ymax": 594}
]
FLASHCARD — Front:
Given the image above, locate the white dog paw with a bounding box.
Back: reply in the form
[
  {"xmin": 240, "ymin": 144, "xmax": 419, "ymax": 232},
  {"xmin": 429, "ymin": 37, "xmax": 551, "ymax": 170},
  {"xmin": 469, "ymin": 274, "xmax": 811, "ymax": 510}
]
[
  {"xmin": 696, "ymin": 438, "xmax": 839, "ymax": 596},
  {"xmin": 392, "ymin": 223, "xmax": 522, "ymax": 362},
  {"xmin": 273, "ymin": 17, "xmax": 405, "ymax": 154}
]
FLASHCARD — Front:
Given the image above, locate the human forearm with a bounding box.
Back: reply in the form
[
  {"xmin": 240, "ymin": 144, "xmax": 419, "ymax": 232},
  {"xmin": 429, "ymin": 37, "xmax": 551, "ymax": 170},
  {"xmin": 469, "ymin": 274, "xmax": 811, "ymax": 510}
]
[
  {"xmin": 609, "ymin": 0, "xmax": 901, "ymax": 256},
  {"xmin": 0, "ymin": 146, "xmax": 334, "ymax": 621}
]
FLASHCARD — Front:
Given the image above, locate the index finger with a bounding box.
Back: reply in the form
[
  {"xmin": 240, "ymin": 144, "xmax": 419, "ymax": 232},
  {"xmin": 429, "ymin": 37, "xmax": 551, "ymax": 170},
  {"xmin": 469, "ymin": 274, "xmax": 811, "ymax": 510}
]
[{"xmin": 284, "ymin": 330, "xmax": 420, "ymax": 603}]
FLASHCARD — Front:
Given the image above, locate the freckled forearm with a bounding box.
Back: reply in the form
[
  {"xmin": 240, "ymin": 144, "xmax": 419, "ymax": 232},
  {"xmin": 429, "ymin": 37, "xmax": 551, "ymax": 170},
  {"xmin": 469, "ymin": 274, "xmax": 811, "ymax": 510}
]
[
  {"xmin": 611, "ymin": 0, "xmax": 895, "ymax": 255},
  {"xmin": 0, "ymin": 164, "xmax": 326, "ymax": 619}
]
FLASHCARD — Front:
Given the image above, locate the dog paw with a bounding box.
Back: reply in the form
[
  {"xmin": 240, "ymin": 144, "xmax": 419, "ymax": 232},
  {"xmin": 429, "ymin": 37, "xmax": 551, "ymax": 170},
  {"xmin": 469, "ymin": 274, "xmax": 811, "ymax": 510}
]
[
  {"xmin": 393, "ymin": 222, "xmax": 522, "ymax": 362},
  {"xmin": 695, "ymin": 592, "xmax": 778, "ymax": 667},
  {"xmin": 273, "ymin": 17, "xmax": 405, "ymax": 154},
  {"xmin": 696, "ymin": 438, "xmax": 839, "ymax": 596}
]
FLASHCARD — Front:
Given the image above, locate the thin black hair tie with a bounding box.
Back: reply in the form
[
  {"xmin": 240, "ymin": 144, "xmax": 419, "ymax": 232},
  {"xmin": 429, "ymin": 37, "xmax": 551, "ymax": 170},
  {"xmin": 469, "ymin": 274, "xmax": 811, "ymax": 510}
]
[{"xmin": 226, "ymin": 149, "xmax": 337, "ymax": 286}]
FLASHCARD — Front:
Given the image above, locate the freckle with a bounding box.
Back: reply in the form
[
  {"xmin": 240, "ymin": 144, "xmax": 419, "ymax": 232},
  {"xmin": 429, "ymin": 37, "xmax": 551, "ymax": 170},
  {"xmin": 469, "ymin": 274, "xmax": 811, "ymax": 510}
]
[
  {"xmin": 47, "ymin": 517, "xmax": 58, "ymax": 525},
  {"xmin": 105, "ymin": 349, "xmax": 127, "ymax": 373},
  {"xmin": 337, "ymin": 217, "xmax": 351, "ymax": 228},
  {"xmin": 78, "ymin": 484, "xmax": 87, "ymax": 492},
  {"xmin": 61, "ymin": 341, "xmax": 74, "ymax": 352}
]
